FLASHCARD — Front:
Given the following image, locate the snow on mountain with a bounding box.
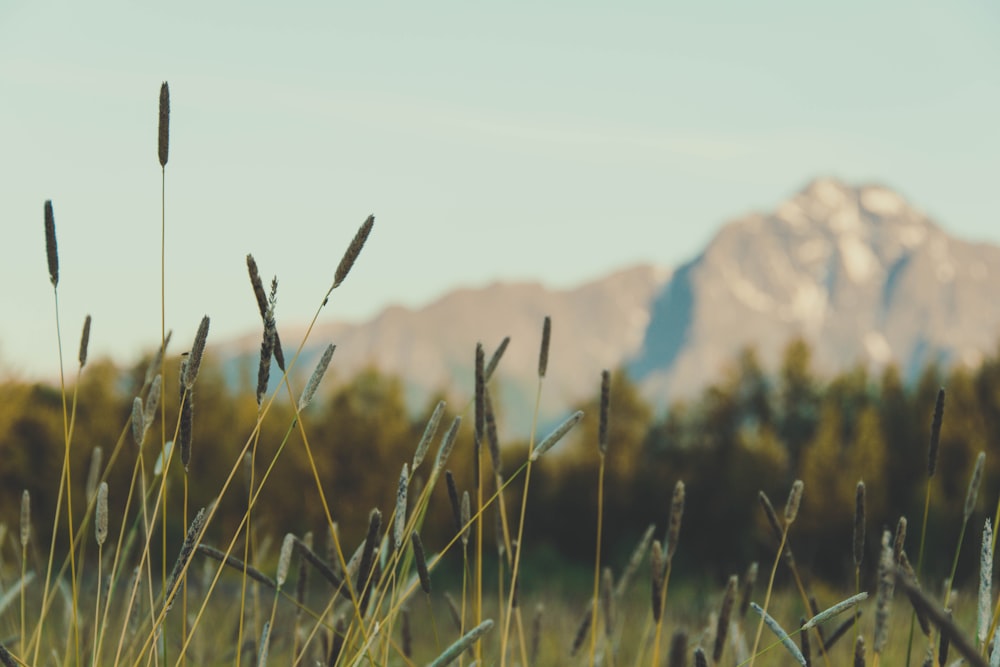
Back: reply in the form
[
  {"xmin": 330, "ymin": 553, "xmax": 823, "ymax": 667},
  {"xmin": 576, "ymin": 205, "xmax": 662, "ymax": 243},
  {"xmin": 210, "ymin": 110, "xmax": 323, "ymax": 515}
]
[{"xmin": 630, "ymin": 178, "xmax": 1000, "ymax": 403}]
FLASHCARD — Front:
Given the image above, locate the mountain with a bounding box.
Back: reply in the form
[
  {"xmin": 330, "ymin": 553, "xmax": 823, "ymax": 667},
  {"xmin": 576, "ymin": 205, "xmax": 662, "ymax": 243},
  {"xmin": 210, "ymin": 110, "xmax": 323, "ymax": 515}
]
[
  {"xmin": 630, "ymin": 178, "xmax": 1000, "ymax": 402},
  {"xmin": 223, "ymin": 178, "xmax": 1000, "ymax": 433},
  {"xmin": 225, "ymin": 264, "xmax": 670, "ymax": 433}
]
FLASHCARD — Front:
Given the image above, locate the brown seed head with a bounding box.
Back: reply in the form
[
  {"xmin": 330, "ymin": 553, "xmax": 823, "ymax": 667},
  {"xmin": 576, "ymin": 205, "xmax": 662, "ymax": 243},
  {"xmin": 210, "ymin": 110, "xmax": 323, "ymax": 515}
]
[
  {"xmin": 854, "ymin": 480, "xmax": 866, "ymax": 567},
  {"xmin": 413, "ymin": 400, "xmax": 445, "ymax": 471},
  {"xmin": 929, "ymin": 388, "xmax": 945, "ymax": 477},
  {"xmin": 78, "ymin": 315, "xmax": 92, "ymax": 367},
  {"xmin": 874, "ymin": 530, "xmax": 894, "ymax": 655},
  {"xmin": 474, "ymin": 343, "xmax": 485, "ymax": 444},
  {"xmin": 650, "ymin": 540, "xmax": 664, "ymax": 622},
  {"xmin": 484, "ymin": 387, "xmax": 501, "ymax": 476},
  {"xmin": 530, "ymin": 410, "xmax": 584, "ymax": 461},
  {"xmin": 964, "ymin": 451, "xmax": 986, "ymax": 522},
  {"xmin": 666, "ymin": 480, "xmax": 685, "ymax": 561},
  {"xmin": 277, "ymin": 533, "xmax": 295, "ymax": 588},
  {"xmin": 893, "ymin": 516, "xmax": 908, "ymax": 565},
  {"xmin": 184, "ymin": 316, "xmax": 210, "ymax": 390},
  {"xmin": 20, "ymin": 490, "xmax": 30, "ymax": 548},
  {"xmin": 784, "ymin": 479, "xmax": 804, "ymax": 525},
  {"xmin": 179, "ymin": 390, "xmax": 193, "ymax": 470},
  {"xmin": 298, "ymin": 343, "xmax": 335, "ymax": 411},
  {"xmin": 96, "ymin": 482, "xmax": 109, "ymax": 546},
  {"xmin": 538, "ymin": 316, "xmax": 551, "ymax": 378},
  {"xmin": 131, "ymin": 396, "xmax": 146, "ymax": 448},
  {"xmin": 714, "ymin": 574, "xmax": 738, "ymax": 662},
  {"xmin": 484, "ymin": 336, "xmax": 510, "ymax": 381},
  {"xmin": 158, "ymin": 82, "xmax": 170, "ymax": 167},
  {"xmin": 394, "ymin": 463, "xmax": 409, "ymax": 552},
  {"xmin": 460, "ymin": 491, "xmax": 471, "ymax": 548},
  {"xmin": 331, "ymin": 214, "xmax": 374, "ymax": 291},
  {"xmin": 668, "ymin": 630, "xmax": 688, "ymax": 667},
  {"xmin": 44, "ymin": 200, "xmax": 58, "ymax": 287},
  {"xmin": 255, "ymin": 289, "xmax": 276, "ymax": 405},
  {"xmin": 411, "ymin": 531, "xmax": 431, "ymax": 594},
  {"xmin": 434, "ymin": 416, "xmax": 462, "ymax": 472},
  {"xmin": 445, "ymin": 470, "xmax": 463, "ymax": 536},
  {"xmin": 598, "ymin": 370, "xmax": 611, "ymax": 456}
]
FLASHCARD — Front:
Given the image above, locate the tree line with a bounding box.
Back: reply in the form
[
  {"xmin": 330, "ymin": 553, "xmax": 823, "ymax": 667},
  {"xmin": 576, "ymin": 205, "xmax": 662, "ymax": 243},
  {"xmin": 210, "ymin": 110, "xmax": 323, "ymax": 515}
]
[{"xmin": 1, "ymin": 338, "xmax": 998, "ymax": 588}]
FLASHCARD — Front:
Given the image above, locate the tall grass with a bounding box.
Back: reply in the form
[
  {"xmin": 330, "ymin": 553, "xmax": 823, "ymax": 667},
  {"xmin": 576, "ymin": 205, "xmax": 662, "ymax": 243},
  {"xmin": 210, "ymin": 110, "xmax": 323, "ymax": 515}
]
[{"xmin": 6, "ymin": 82, "xmax": 1000, "ymax": 667}]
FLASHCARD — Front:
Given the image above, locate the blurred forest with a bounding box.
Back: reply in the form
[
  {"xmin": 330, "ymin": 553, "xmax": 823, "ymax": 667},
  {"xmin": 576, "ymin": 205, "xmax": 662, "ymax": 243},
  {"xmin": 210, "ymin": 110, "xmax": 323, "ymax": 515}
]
[{"xmin": 2, "ymin": 336, "xmax": 1000, "ymax": 589}]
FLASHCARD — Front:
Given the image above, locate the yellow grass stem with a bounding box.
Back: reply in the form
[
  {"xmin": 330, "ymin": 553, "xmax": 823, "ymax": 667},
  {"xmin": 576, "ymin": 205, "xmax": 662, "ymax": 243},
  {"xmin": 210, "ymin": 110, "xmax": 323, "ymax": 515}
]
[
  {"xmin": 590, "ymin": 455, "xmax": 606, "ymax": 667},
  {"xmin": 748, "ymin": 528, "xmax": 788, "ymax": 667},
  {"xmin": 500, "ymin": 373, "xmax": 545, "ymax": 667}
]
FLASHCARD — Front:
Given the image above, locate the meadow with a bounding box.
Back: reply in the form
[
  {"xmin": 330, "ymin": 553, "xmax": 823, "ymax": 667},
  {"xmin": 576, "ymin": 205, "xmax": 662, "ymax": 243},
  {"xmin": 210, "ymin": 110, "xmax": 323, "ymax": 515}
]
[{"xmin": 2, "ymin": 82, "xmax": 1000, "ymax": 667}]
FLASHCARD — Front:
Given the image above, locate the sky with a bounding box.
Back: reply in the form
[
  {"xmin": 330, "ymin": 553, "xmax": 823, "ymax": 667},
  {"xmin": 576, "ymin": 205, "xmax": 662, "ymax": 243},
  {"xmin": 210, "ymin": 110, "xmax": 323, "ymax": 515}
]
[{"xmin": 1, "ymin": 1, "xmax": 998, "ymax": 380}]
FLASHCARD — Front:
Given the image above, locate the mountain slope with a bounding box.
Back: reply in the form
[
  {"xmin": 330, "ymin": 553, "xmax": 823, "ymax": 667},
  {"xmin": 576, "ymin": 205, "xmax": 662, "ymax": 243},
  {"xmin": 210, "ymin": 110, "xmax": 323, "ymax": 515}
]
[
  {"xmin": 223, "ymin": 178, "xmax": 1000, "ymax": 433},
  {"xmin": 630, "ymin": 178, "xmax": 1000, "ymax": 402},
  {"xmin": 226, "ymin": 264, "xmax": 670, "ymax": 432}
]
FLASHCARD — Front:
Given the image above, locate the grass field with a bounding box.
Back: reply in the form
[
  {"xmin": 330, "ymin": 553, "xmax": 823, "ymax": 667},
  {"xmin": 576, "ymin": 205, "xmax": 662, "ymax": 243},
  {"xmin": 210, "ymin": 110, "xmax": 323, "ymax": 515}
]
[{"xmin": 3, "ymin": 82, "xmax": 1000, "ymax": 667}]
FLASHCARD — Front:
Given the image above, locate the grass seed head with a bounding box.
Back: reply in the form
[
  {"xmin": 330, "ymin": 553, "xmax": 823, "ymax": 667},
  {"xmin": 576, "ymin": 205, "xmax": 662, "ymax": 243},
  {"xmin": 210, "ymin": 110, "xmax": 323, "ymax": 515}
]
[
  {"xmin": 485, "ymin": 336, "xmax": 510, "ymax": 381},
  {"xmin": 445, "ymin": 470, "xmax": 463, "ymax": 536},
  {"xmin": 413, "ymin": 400, "xmax": 445, "ymax": 470},
  {"xmin": 893, "ymin": 516, "xmax": 908, "ymax": 565},
  {"xmin": 394, "ymin": 463, "xmax": 409, "ymax": 552},
  {"xmin": 874, "ymin": 530, "xmax": 894, "ymax": 655},
  {"xmin": 179, "ymin": 389, "xmax": 193, "ymax": 470},
  {"xmin": 78, "ymin": 315, "xmax": 92, "ymax": 367},
  {"xmin": 277, "ymin": 533, "xmax": 295, "ymax": 588},
  {"xmin": 20, "ymin": 490, "xmax": 30, "ymax": 548},
  {"xmin": 475, "ymin": 342, "xmax": 485, "ymax": 443},
  {"xmin": 964, "ymin": 451, "xmax": 986, "ymax": 522},
  {"xmin": 667, "ymin": 480, "xmax": 685, "ymax": 561},
  {"xmin": 460, "ymin": 491, "xmax": 471, "ymax": 548},
  {"xmin": 411, "ymin": 531, "xmax": 432, "ymax": 594},
  {"xmin": 739, "ymin": 561, "xmax": 758, "ymax": 618},
  {"xmin": 929, "ymin": 387, "xmax": 945, "ymax": 477},
  {"xmin": 158, "ymin": 82, "xmax": 170, "ymax": 167},
  {"xmin": 484, "ymin": 387, "xmax": 501, "ymax": 475},
  {"xmin": 668, "ymin": 630, "xmax": 688, "ymax": 667},
  {"xmin": 598, "ymin": 369, "xmax": 611, "ymax": 456},
  {"xmin": 298, "ymin": 343, "xmax": 335, "ymax": 411},
  {"xmin": 530, "ymin": 410, "xmax": 584, "ymax": 461},
  {"xmin": 331, "ymin": 214, "xmax": 374, "ymax": 290},
  {"xmin": 538, "ymin": 315, "xmax": 551, "ymax": 378},
  {"xmin": 165, "ymin": 507, "xmax": 206, "ymax": 610},
  {"xmin": 183, "ymin": 316, "xmax": 210, "ymax": 390},
  {"xmin": 131, "ymin": 396, "xmax": 146, "ymax": 448},
  {"xmin": 784, "ymin": 480, "xmax": 804, "ymax": 525},
  {"xmin": 44, "ymin": 200, "xmax": 58, "ymax": 287},
  {"xmin": 434, "ymin": 416, "xmax": 462, "ymax": 473},
  {"xmin": 143, "ymin": 374, "xmax": 162, "ymax": 432},
  {"xmin": 651, "ymin": 540, "xmax": 664, "ymax": 622},
  {"xmin": 96, "ymin": 482, "xmax": 109, "ymax": 546},
  {"xmin": 714, "ymin": 574, "xmax": 738, "ymax": 662}
]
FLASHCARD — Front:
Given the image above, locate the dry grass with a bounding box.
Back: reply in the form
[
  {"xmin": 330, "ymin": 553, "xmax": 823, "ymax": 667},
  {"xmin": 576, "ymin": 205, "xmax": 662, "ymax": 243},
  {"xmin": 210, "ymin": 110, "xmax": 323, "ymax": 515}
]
[{"xmin": 6, "ymin": 81, "xmax": 1000, "ymax": 667}]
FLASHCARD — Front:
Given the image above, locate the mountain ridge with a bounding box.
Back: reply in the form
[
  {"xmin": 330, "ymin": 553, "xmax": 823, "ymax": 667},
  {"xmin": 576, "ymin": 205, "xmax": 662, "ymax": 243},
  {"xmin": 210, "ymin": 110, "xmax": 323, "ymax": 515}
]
[{"xmin": 219, "ymin": 178, "xmax": 1000, "ymax": 433}]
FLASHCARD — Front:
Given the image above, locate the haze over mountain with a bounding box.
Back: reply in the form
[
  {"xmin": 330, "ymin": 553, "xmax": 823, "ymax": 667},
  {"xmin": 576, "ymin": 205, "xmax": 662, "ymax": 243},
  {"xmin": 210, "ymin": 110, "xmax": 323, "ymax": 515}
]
[
  {"xmin": 629, "ymin": 178, "xmax": 1000, "ymax": 403},
  {"xmin": 224, "ymin": 178, "xmax": 1000, "ymax": 432}
]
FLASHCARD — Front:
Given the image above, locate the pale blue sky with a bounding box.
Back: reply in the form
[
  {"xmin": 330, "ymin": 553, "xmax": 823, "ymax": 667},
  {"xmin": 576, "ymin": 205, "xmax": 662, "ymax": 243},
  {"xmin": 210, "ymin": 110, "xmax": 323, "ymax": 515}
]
[{"xmin": 2, "ymin": 2, "xmax": 998, "ymax": 378}]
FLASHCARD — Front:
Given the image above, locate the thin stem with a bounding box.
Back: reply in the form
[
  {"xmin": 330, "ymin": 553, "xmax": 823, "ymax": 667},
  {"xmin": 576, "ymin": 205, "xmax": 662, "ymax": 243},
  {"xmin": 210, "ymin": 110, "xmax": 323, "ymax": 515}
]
[
  {"xmin": 748, "ymin": 528, "xmax": 789, "ymax": 667},
  {"xmin": 589, "ymin": 456, "xmax": 606, "ymax": 667}
]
